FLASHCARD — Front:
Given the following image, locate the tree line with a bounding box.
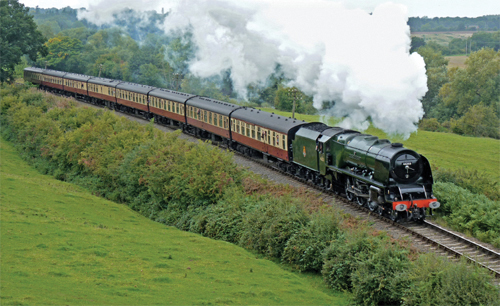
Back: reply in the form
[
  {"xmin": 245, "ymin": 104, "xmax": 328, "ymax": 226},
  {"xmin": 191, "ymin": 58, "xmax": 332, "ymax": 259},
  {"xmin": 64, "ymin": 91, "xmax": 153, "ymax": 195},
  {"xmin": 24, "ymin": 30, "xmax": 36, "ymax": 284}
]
[{"xmin": 408, "ymin": 15, "xmax": 499, "ymax": 32}]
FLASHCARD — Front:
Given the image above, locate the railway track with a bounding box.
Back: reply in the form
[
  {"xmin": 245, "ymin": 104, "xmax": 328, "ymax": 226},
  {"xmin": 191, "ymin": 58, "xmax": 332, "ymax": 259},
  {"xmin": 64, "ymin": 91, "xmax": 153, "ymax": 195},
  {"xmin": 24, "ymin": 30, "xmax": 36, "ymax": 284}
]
[
  {"xmin": 408, "ymin": 221, "xmax": 500, "ymax": 278},
  {"xmin": 63, "ymin": 92, "xmax": 500, "ymax": 281}
]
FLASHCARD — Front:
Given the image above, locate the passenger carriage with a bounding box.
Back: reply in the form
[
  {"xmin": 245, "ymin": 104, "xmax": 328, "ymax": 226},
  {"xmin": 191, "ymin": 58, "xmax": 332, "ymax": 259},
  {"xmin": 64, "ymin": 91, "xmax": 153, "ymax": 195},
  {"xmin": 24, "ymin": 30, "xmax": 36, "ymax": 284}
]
[
  {"xmin": 230, "ymin": 108, "xmax": 307, "ymax": 162},
  {"xmin": 63, "ymin": 73, "xmax": 91, "ymax": 98},
  {"xmin": 185, "ymin": 96, "xmax": 235, "ymax": 140},
  {"xmin": 87, "ymin": 77, "xmax": 121, "ymax": 107},
  {"xmin": 149, "ymin": 88, "xmax": 195, "ymax": 127}
]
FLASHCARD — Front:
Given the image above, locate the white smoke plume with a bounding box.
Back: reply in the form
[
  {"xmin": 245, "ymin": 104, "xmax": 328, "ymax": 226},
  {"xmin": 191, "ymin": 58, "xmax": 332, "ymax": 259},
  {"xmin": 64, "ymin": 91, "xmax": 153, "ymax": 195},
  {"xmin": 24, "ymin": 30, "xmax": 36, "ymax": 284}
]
[{"xmin": 78, "ymin": 0, "xmax": 428, "ymax": 138}]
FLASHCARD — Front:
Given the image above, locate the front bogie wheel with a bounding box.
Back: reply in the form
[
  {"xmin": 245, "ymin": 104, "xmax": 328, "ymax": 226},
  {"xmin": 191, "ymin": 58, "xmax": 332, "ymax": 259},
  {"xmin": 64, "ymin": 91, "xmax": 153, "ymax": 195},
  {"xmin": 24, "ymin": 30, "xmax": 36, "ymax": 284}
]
[
  {"xmin": 389, "ymin": 209, "xmax": 398, "ymax": 222},
  {"xmin": 368, "ymin": 201, "xmax": 378, "ymax": 212}
]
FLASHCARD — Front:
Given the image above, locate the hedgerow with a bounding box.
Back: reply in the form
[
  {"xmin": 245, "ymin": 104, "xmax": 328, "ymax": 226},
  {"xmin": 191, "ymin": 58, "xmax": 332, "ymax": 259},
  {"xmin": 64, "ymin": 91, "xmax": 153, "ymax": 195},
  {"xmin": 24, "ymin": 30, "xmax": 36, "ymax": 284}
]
[{"xmin": 1, "ymin": 83, "xmax": 498, "ymax": 305}]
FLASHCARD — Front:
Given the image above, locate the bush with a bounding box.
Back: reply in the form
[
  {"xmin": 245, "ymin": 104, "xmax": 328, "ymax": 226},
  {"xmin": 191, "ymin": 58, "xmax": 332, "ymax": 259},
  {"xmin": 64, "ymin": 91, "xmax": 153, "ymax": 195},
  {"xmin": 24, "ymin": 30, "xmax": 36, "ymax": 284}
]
[
  {"xmin": 322, "ymin": 231, "xmax": 382, "ymax": 291},
  {"xmin": 433, "ymin": 167, "xmax": 499, "ymax": 201},
  {"xmin": 239, "ymin": 196, "xmax": 309, "ymax": 258},
  {"xmin": 403, "ymin": 253, "xmax": 499, "ymax": 306},
  {"xmin": 351, "ymin": 244, "xmax": 411, "ymax": 306},
  {"xmin": 188, "ymin": 188, "xmax": 248, "ymax": 243},
  {"xmin": 434, "ymin": 182, "xmax": 500, "ymax": 247},
  {"xmin": 419, "ymin": 118, "xmax": 443, "ymax": 132},
  {"xmin": 282, "ymin": 208, "xmax": 341, "ymax": 272}
]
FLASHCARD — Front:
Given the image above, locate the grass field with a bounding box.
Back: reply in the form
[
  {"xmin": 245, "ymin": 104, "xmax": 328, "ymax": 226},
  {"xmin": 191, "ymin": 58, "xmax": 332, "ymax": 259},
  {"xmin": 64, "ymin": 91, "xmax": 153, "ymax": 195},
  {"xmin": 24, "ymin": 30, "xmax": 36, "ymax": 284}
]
[
  {"xmin": 411, "ymin": 31, "xmax": 474, "ymax": 46},
  {"xmin": 0, "ymin": 137, "xmax": 349, "ymax": 305},
  {"xmin": 259, "ymin": 108, "xmax": 500, "ymax": 182},
  {"xmin": 445, "ymin": 55, "xmax": 468, "ymax": 68}
]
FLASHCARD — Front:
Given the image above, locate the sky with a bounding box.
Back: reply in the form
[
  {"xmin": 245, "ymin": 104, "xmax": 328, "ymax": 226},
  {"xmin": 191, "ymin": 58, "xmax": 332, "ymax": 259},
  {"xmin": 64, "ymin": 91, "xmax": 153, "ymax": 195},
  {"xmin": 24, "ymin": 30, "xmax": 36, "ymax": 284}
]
[{"xmin": 18, "ymin": 0, "xmax": 500, "ymax": 18}]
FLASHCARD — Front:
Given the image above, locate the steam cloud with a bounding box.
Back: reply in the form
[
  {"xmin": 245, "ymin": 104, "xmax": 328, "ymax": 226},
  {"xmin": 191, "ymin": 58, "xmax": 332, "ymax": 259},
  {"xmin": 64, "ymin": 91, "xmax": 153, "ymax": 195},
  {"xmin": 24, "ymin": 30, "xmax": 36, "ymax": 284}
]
[{"xmin": 78, "ymin": 0, "xmax": 428, "ymax": 138}]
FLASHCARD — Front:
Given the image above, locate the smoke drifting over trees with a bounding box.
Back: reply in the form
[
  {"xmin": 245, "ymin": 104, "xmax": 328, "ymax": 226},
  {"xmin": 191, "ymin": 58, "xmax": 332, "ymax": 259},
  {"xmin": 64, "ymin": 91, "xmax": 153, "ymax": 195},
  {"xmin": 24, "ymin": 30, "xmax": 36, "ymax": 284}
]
[{"xmin": 78, "ymin": 0, "xmax": 427, "ymax": 138}]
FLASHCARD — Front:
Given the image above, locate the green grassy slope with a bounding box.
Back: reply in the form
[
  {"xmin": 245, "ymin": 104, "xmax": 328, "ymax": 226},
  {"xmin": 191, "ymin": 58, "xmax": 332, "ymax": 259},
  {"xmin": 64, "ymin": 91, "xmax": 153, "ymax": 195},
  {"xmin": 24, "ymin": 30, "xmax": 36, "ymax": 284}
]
[
  {"xmin": 0, "ymin": 137, "xmax": 348, "ymax": 305},
  {"xmin": 259, "ymin": 108, "xmax": 500, "ymax": 182}
]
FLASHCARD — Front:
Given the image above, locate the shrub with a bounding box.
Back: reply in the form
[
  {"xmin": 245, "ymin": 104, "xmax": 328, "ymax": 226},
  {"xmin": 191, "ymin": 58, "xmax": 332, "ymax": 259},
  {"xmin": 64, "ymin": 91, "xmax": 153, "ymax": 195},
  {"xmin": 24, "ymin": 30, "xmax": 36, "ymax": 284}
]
[
  {"xmin": 434, "ymin": 182, "xmax": 500, "ymax": 247},
  {"xmin": 189, "ymin": 188, "xmax": 248, "ymax": 243},
  {"xmin": 433, "ymin": 167, "xmax": 499, "ymax": 201},
  {"xmin": 351, "ymin": 244, "xmax": 411, "ymax": 306},
  {"xmin": 403, "ymin": 253, "xmax": 499, "ymax": 306},
  {"xmin": 419, "ymin": 118, "xmax": 442, "ymax": 132},
  {"xmin": 239, "ymin": 196, "xmax": 309, "ymax": 258},
  {"xmin": 282, "ymin": 207, "xmax": 341, "ymax": 272},
  {"xmin": 322, "ymin": 231, "xmax": 382, "ymax": 291}
]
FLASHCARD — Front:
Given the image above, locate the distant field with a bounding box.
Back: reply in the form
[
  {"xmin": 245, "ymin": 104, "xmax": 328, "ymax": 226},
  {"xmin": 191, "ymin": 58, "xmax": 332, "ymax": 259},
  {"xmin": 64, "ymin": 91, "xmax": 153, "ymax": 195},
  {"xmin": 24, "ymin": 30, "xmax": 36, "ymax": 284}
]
[
  {"xmin": 445, "ymin": 55, "xmax": 468, "ymax": 68},
  {"xmin": 411, "ymin": 31, "xmax": 475, "ymax": 46},
  {"xmin": 0, "ymin": 137, "xmax": 348, "ymax": 305},
  {"xmin": 259, "ymin": 108, "xmax": 500, "ymax": 182}
]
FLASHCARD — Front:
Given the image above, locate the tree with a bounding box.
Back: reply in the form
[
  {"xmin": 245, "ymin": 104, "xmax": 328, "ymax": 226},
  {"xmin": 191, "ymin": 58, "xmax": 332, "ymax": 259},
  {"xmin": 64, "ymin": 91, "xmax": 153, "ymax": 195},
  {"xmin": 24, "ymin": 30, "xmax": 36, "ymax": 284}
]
[
  {"xmin": 0, "ymin": 0, "xmax": 47, "ymax": 82},
  {"xmin": 137, "ymin": 63, "xmax": 163, "ymax": 88},
  {"xmin": 40, "ymin": 35, "xmax": 83, "ymax": 70},
  {"xmin": 416, "ymin": 45, "xmax": 449, "ymax": 117},
  {"xmin": 37, "ymin": 20, "xmax": 61, "ymax": 39},
  {"xmin": 460, "ymin": 104, "xmax": 499, "ymax": 138},
  {"xmin": 470, "ymin": 31, "xmax": 500, "ymax": 52},
  {"xmin": 274, "ymin": 86, "xmax": 317, "ymax": 115},
  {"xmin": 410, "ymin": 36, "xmax": 426, "ymax": 53},
  {"xmin": 439, "ymin": 48, "xmax": 500, "ymax": 116},
  {"xmin": 450, "ymin": 104, "xmax": 499, "ymax": 138}
]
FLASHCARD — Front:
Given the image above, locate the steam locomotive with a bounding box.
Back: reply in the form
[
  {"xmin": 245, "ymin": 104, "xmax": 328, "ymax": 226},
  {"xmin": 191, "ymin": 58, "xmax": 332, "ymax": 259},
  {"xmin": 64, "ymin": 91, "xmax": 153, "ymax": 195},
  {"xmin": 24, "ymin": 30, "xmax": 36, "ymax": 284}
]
[{"xmin": 24, "ymin": 67, "xmax": 440, "ymax": 221}]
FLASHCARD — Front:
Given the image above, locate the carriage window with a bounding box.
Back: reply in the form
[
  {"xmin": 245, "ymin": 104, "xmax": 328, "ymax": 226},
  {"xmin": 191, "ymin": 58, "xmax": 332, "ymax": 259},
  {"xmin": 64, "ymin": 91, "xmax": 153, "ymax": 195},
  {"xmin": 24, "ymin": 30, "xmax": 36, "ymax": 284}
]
[
  {"xmin": 219, "ymin": 116, "xmax": 222, "ymax": 127},
  {"xmin": 272, "ymin": 132, "xmax": 276, "ymax": 146},
  {"xmin": 257, "ymin": 127, "xmax": 261, "ymax": 141},
  {"xmin": 247, "ymin": 125, "xmax": 250, "ymax": 137},
  {"xmin": 283, "ymin": 138, "xmax": 286, "ymax": 150},
  {"xmin": 252, "ymin": 127, "xmax": 255, "ymax": 139}
]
